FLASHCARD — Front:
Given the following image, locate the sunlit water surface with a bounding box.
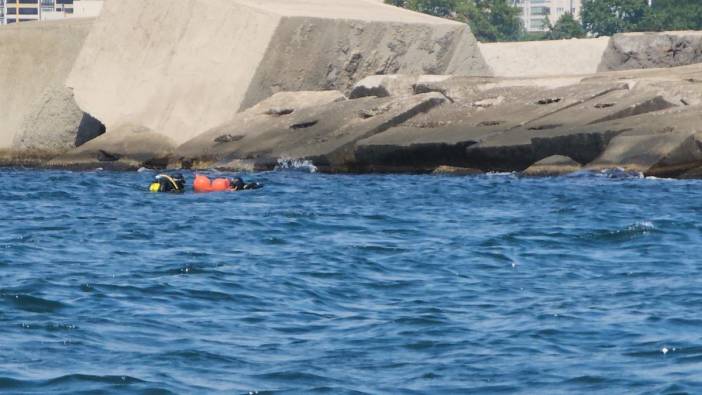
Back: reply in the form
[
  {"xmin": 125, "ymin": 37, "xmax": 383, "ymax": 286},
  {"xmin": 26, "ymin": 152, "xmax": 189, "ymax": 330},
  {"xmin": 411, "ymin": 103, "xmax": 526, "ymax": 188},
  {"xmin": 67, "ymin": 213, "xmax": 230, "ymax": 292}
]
[{"xmin": 2, "ymin": 169, "xmax": 702, "ymax": 394}]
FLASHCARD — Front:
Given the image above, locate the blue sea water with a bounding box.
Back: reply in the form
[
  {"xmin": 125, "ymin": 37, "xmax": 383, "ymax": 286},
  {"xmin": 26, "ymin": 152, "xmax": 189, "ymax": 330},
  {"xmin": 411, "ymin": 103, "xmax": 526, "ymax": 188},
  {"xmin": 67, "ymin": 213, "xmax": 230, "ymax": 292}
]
[{"xmin": 2, "ymin": 168, "xmax": 702, "ymax": 394}]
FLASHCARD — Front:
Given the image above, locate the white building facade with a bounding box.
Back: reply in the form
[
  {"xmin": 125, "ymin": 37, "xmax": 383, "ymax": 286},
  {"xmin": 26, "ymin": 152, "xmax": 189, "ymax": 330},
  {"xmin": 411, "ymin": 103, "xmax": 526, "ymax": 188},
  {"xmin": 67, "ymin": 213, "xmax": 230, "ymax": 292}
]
[
  {"xmin": 513, "ymin": 0, "xmax": 582, "ymax": 32},
  {"xmin": 1, "ymin": 0, "xmax": 101, "ymax": 24}
]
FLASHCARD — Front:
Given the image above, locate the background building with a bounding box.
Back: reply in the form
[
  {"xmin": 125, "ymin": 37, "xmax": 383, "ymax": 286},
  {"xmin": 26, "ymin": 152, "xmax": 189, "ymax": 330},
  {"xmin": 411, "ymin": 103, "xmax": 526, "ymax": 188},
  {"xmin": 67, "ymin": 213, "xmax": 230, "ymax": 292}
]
[
  {"xmin": 1, "ymin": 0, "xmax": 101, "ymax": 24},
  {"xmin": 3, "ymin": 0, "xmax": 41, "ymax": 24},
  {"xmin": 513, "ymin": 0, "xmax": 582, "ymax": 32}
]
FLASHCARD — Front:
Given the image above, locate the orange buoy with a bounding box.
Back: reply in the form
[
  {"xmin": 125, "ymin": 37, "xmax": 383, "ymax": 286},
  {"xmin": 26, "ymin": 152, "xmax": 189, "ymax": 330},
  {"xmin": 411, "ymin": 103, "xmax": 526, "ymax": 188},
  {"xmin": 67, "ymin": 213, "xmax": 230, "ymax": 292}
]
[
  {"xmin": 194, "ymin": 175, "xmax": 232, "ymax": 193},
  {"xmin": 211, "ymin": 178, "xmax": 231, "ymax": 192},
  {"xmin": 193, "ymin": 174, "xmax": 213, "ymax": 193}
]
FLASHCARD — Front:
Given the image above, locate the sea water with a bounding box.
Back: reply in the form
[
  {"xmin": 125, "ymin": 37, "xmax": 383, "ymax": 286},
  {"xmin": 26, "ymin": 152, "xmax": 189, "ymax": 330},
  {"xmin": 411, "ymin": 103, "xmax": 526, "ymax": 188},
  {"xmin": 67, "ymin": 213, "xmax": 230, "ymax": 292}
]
[{"xmin": 1, "ymin": 169, "xmax": 702, "ymax": 394}]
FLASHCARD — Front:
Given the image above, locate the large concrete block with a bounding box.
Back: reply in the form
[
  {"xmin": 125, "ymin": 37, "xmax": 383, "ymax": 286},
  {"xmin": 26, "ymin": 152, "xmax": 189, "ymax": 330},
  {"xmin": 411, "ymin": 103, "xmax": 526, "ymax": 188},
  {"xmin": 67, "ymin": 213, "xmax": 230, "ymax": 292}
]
[
  {"xmin": 12, "ymin": 87, "xmax": 105, "ymax": 156},
  {"xmin": 0, "ymin": 19, "xmax": 94, "ymax": 163},
  {"xmin": 67, "ymin": 0, "xmax": 487, "ymax": 145},
  {"xmin": 479, "ymin": 38, "xmax": 611, "ymax": 77},
  {"xmin": 600, "ymin": 31, "xmax": 702, "ymax": 72}
]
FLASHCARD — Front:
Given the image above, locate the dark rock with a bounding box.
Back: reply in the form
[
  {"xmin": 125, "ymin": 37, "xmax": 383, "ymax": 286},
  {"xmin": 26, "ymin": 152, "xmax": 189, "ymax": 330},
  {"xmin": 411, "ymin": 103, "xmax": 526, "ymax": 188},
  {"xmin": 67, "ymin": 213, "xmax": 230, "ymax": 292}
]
[
  {"xmin": 214, "ymin": 134, "xmax": 244, "ymax": 144},
  {"xmin": 96, "ymin": 150, "xmax": 120, "ymax": 162}
]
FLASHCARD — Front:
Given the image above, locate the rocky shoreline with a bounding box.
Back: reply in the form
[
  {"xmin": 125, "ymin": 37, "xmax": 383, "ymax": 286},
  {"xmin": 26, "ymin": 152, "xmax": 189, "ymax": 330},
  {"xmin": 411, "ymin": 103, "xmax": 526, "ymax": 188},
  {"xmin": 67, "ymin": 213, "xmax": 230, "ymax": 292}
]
[
  {"xmin": 26, "ymin": 63, "xmax": 702, "ymax": 179},
  {"xmin": 2, "ymin": 1, "xmax": 702, "ymax": 178}
]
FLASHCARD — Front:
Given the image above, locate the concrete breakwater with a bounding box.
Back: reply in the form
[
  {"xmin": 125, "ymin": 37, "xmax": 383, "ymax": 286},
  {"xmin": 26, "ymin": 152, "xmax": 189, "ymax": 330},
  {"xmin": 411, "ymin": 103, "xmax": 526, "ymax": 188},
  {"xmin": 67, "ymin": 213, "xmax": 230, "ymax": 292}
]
[{"xmin": 2, "ymin": 0, "xmax": 702, "ymax": 177}]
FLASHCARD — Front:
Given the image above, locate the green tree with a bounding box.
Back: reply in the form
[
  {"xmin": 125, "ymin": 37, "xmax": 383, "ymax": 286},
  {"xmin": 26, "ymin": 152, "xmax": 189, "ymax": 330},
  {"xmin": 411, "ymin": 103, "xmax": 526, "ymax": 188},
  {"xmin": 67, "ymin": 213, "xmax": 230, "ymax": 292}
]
[
  {"xmin": 384, "ymin": 0, "xmax": 524, "ymax": 42},
  {"xmin": 467, "ymin": 0, "xmax": 524, "ymax": 42},
  {"xmin": 650, "ymin": 0, "xmax": 702, "ymax": 31},
  {"xmin": 581, "ymin": 0, "xmax": 652, "ymax": 36},
  {"xmin": 547, "ymin": 12, "xmax": 587, "ymax": 39},
  {"xmin": 384, "ymin": 0, "xmax": 461, "ymax": 17}
]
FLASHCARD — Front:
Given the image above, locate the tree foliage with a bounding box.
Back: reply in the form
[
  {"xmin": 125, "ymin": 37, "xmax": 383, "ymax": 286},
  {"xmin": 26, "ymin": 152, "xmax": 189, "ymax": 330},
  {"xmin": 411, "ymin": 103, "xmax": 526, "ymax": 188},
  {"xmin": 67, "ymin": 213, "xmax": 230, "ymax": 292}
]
[
  {"xmin": 649, "ymin": 0, "xmax": 702, "ymax": 31},
  {"xmin": 384, "ymin": 0, "xmax": 524, "ymax": 42},
  {"xmin": 387, "ymin": 0, "xmax": 702, "ymax": 41},
  {"xmin": 547, "ymin": 12, "xmax": 586, "ymax": 40},
  {"xmin": 581, "ymin": 0, "xmax": 702, "ymax": 36},
  {"xmin": 581, "ymin": 0, "xmax": 651, "ymax": 36}
]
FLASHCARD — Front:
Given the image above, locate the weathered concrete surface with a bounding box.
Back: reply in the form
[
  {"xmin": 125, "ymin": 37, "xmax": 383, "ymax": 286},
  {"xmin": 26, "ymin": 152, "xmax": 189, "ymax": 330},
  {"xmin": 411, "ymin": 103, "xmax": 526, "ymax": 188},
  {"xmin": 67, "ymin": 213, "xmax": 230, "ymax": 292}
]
[
  {"xmin": 522, "ymin": 155, "xmax": 582, "ymax": 177},
  {"xmin": 479, "ymin": 38, "xmax": 611, "ymax": 77},
  {"xmin": 350, "ymin": 75, "xmax": 419, "ymax": 99},
  {"xmin": 67, "ymin": 0, "xmax": 487, "ymax": 146},
  {"xmin": 175, "ymin": 91, "xmax": 348, "ymax": 168},
  {"xmin": 480, "ymin": 32, "xmax": 702, "ymax": 78},
  {"xmin": 175, "ymin": 92, "xmax": 447, "ymax": 171},
  {"xmin": 351, "ymin": 67, "xmax": 702, "ymax": 174},
  {"xmin": 12, "ymin": 87, "xmax": 105, "ymax": 155},
  {"xmin": 600, "ymin": 31, "xmax": 702, "ymax": 72},
  {"xmin": 49, "ymin": 125, "xmax": 177, "ymax": 170},
  {"xmin": 586, "ymin": 108, "xmax": 702, "ymax": 177},
  {"xmin": 0, "ymin": 19, "xmax": 94, "ymax": 164},
  {"xmin": 353, "ymin": 77, "xmax": 632, "ymax": 172}
]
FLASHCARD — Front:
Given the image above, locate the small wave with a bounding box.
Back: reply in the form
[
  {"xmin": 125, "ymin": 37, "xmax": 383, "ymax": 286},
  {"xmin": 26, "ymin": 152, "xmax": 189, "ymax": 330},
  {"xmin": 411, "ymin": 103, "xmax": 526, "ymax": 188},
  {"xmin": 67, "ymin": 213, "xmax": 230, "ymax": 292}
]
[
  {"xmin": 564, "ymin": 375, "xmax": 611, "ymax": 385},
  {"xmin": 46, "ymin": 374, "xmax": 145, "ymax": 386},
  {"xmin": 1, "ymin": 293, "xmax": 65, "ymax": 313},
  {"xmin": 582, "ymin": 221, "xmax": 656, "ymax": 242},
  {"xmin": 253, "ymin": 370, "xmax": 332, "ymax": 384},
  {"xmin": 0, "ymin": 377, "xmax": 23, "ymax": 389},
  {"xmin": 566, "ymin": 168, "xmax": 644, "ymax": 179},
  {"xmin": 485, "ymin": 171, "xmax": 517, "ymax": 177},
  {"xmin": 274, "ymin": 158, "xmax": 318, "ymax": 173},
  {"xmin": 0, "ymin": 374, "xmax": 152, "ymax": 392}
]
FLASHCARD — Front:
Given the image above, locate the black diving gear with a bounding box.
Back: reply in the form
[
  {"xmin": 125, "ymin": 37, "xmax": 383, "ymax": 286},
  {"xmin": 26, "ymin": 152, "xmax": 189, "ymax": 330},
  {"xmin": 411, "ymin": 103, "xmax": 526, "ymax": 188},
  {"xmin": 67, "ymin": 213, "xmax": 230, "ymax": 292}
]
[
  {"xmin": 150, "ymin": 173, "xmax": 186, "ymax": 193},
  {"xmin": 230, "ymin": 177, "xmax": 263, "ymax": 191}
]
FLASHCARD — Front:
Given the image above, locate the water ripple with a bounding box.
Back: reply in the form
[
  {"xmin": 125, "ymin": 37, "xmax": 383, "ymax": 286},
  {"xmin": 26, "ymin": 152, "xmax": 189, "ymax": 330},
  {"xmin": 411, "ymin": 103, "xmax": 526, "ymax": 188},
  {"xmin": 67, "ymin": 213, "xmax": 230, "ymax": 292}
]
[{"xmin": 1, "ymin": 169, "xmax": 702, "ymax": 393}]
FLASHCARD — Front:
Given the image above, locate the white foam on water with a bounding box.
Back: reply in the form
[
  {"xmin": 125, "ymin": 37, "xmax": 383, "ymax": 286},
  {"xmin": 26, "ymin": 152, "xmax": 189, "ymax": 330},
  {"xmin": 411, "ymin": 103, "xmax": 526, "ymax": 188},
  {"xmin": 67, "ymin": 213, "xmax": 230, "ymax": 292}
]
[
  {"xmin": 633, "ymin": 221, "xmax": 655, "ymax": 231},
  {"xmin": 275, "ymin": 158, "xmax": 318, "ymax": 173}
]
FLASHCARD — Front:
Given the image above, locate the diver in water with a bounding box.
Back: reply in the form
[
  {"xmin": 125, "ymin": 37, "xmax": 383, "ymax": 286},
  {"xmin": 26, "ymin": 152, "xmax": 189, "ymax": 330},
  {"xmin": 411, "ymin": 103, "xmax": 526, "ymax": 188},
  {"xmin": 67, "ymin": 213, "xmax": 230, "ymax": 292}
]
[
  {"xmin": 193, "ymin": 174, "xmax": 263, "ymax": 193},
  {"xmin": 149, "ymin": 173, "xmax": 186, "ymax": 193},
  {"xmin": 149, "ymin": 173, "xmax": 261, "ymax": 193}
]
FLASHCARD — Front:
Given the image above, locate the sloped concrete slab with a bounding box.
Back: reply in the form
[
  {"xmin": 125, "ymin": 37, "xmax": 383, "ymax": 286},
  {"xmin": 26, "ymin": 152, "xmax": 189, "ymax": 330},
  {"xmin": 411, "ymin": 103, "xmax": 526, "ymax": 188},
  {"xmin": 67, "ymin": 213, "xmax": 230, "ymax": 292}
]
[
  {"xmin": 586, "ymin": 108, "xmax": 702, "ymax": 177},
  {"xmin": 179, "ymin": 93, "xmax": 447, "ymax": 171},
  {"xmin": 49, "ymin": 125, "xmax": 177, "ymax": 170}
]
